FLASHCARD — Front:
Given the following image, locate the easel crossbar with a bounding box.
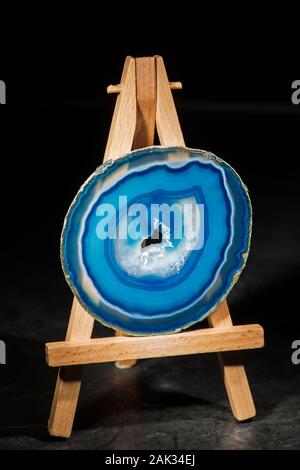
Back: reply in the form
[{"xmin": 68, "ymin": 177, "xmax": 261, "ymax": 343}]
[{"xmin": 46, "ymin": 324, "xmax": 263, "ymax": 367}]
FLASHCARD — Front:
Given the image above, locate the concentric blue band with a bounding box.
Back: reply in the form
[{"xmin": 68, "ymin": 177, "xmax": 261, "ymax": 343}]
[{"xmin": 61, "ymin": 146, "xmax": 251, "ymax": 335}]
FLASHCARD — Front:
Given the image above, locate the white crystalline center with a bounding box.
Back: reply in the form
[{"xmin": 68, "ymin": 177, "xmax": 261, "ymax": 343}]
[{"xmin": 115, "ymin": 203, "xmax": 203, "ymax": 278}]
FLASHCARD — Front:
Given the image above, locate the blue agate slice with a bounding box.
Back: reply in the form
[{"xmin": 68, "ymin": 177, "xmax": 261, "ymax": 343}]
[{"xmin": 61, "ymin": 146, "xmax": 251, "ymax": 335}]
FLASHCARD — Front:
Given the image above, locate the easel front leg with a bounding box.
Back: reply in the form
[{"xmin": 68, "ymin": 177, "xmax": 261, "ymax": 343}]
[
  {"xmin": 48, "ymin": 299, "xmax": 94, "ymax": 437},
  {"xmin": 48, "ymin": 57, "xmax": 137, "ymax": 436},
  {"xmin": 208, "ymin": 300, "xmax": 256, "ymax": 421}
]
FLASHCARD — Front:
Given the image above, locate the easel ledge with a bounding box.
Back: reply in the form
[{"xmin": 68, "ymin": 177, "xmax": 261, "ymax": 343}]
[
  {"xmin": 46, "ymin": 56, "xmax": 264, "ymax": 438},
  {"xmin": 46, "ymin": 323, "xmax": 263, "ymax": 367}
]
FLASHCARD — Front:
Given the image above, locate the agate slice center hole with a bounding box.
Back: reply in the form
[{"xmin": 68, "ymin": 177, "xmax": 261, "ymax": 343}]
[{"xmin": 141, "ymin": 229, "xmax": 163, "ymax": 250}]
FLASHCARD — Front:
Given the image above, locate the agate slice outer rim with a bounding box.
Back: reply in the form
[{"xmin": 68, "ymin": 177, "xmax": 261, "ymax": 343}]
[{"xmin": 61, "ymin": 145, "xmax": 252, "ymax": 336}]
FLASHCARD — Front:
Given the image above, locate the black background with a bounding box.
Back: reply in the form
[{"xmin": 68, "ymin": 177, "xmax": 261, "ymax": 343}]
[{"xmin": 0, "ymin": 12, "xmax": 300, "ymax": 450}]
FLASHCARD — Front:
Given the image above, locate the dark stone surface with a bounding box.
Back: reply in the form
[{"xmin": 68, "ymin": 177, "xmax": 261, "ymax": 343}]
[{"xmin": 0, "ymin": 205, "xmax": 300, "ymax": 449}]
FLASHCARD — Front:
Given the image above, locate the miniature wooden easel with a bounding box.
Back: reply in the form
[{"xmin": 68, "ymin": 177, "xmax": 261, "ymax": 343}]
[{"xmin": 46, "ymin": 56, "xmax": 264, "ymax": 438}]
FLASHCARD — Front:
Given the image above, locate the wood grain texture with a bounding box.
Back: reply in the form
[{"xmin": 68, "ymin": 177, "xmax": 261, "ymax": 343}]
[
  {"xmin": 48, "ymin": 299, "xmax": 94, "ymax": 437},
  {"xmin": 155, "ymin": 56, "xmax": 185, "ymax": 146},
  {"xmin": 132, "ymin": 57, "xmax": 156, "ymax": 148},
  {"xmin": 48, "ymin": 57, "xmax": 137, "ymax": 438},
  {"xmin": 107, "ymin": 81, "xmax": 182, "ymax": 94},
  {"xmin": 103, "ymin": 56, "xmax": 136, "ymax": 161},
  {"xmin": 46, "ymin": 324, "xmax": 264, "ymax": 367},
  {"xmin": 208, "ymin": 301, "xmax": 258, "ymax": 421}
]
